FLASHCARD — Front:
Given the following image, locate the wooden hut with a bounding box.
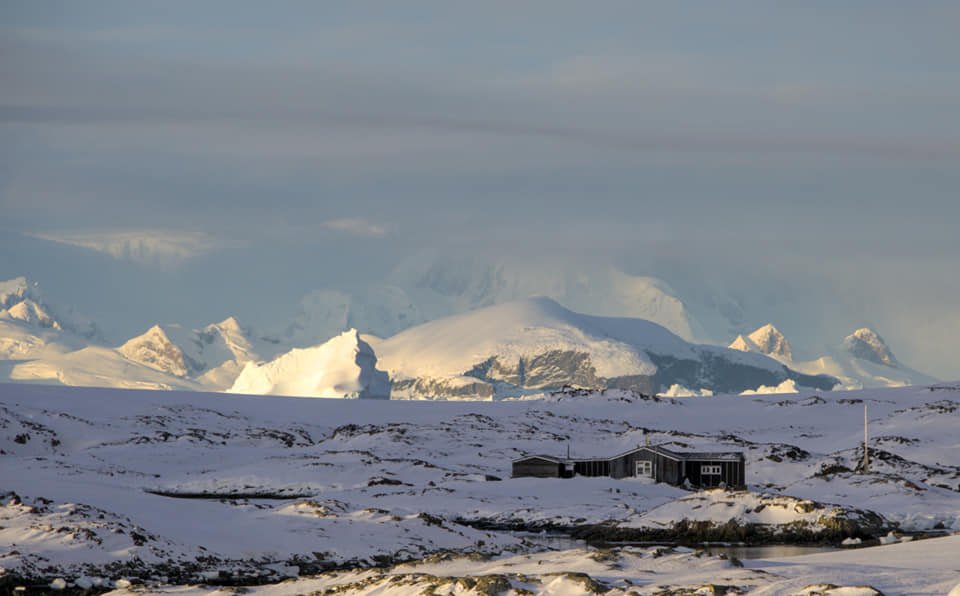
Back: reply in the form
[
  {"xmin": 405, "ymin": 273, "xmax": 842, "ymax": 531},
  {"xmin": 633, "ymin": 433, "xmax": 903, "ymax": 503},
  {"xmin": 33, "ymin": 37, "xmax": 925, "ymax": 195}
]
[{"xmin": 511, "ymin": 455, "xmax": 574, "ymax": 478}]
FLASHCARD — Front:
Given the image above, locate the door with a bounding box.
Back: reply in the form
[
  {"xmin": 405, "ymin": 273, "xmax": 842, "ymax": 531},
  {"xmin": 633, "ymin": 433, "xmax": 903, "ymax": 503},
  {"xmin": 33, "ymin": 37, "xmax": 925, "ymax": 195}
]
[
  {"xmin": 700, "ymin": 464, "xmax": 722, "ymax": 487},
  {"xmin": 635, "ymin": 460, "xmax": 652, "ymax": 478}
]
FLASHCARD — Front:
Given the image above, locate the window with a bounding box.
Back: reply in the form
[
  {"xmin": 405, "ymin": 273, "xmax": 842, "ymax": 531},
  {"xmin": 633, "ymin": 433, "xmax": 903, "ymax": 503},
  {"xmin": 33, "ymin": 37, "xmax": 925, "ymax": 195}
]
[
  {"xmin": 701, "ymin": 464, "xmax": 721, "ymax": 475},
  {"xmin": 636, "ymin": 460, "xmax": 652, "ymax": 477}
]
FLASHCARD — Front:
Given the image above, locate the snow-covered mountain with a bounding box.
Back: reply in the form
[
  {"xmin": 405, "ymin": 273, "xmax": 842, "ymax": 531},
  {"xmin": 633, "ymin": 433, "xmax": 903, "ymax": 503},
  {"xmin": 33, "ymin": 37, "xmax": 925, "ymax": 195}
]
[
  {"xmin": 119, "ymin": 325, "xmax": 197, "ymax": 377},
  {"xmin": 393, "ymin": 257, "xmax": 706, "ymax": 341},
  {"xmin": 730, "ymin": 324, "xmax": 793, "ymax": 361},
  {"xmin": 367, "ymin": 297, "xmax": 835, "ymax": 399},
  {"xmin": 284, "ymin": 287, "xmax": 424, "ymax": 349},
  {"xmin": 15, "ymin": 316, "xmax": 285, "ymax": 392},
  {"xmin": 0, "ymin": 277, "xmax": 100, "ymax": 340},
  {"xmin": 118, "ymin": 317, "xmax": 280, "ymax": 386},
  {"xmin": 282, "ymin": 257, "xmax": 708, "ymax": 347},
  {"xmin": 728, "ymin": 324, "xmax": 937, "ymax": 389},
  {"xmin": 0, "ymin": 275, "xmax": 943, "ymax": 397},
  {"xmin": 0, "ymin": 277, "xmax": 284, "ymax": 391},
  {"xmin": 843, "ymin": 327, "xmax": 898, "ymax": 367},
  {"xmin": 0, "ymin": 277, "xmax": 100, "ymax": 361},
  {"xmin": 229, "ymin": 329, "xmax": 390, "ymax": 399},
  {"xmin": 0, "ymin": 277, "xmax": 198, "ymax": 390},
  {"xmin": 9, "ymin": 346, "xmax": 204, "ymax": 391}
]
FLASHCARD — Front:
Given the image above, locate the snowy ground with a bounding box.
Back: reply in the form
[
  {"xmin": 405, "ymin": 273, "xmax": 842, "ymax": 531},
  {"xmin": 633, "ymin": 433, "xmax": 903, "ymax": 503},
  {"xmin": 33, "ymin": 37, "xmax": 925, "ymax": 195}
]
[
  {"xmin": 1, "ymin": 382, "xmax": 958, "ymax": 592},
  {"xmin": 135, "ymin": 536, "xmax": 960, "ymax": 595}
]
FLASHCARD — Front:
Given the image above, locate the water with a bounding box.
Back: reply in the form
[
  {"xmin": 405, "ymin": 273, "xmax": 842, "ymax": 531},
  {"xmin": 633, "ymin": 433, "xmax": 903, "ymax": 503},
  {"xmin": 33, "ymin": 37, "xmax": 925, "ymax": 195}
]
[
  {"xmin": 700, "ymin": 543, "xmax": 842, "ymax": 560},
  {"xmin": 510, "ymin": 531, "xmax": 843, "ymax": 560}
]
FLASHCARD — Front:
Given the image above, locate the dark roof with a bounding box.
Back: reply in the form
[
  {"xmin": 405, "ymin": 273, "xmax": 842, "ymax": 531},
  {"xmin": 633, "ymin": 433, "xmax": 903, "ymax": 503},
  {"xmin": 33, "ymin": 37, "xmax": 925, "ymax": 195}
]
[
  {"xmin": 578, "ymin": 445, "xmax": 744, "ymax": 463},
  {"xmin": 514, "ymin": 445, "xmax": 744, "ymax": 465},
  {"xmin": 512, "ymin": 454, "xmax": 566, "ymax": 464},
  {"xmin": 604, "ymin": 445, "xmax": 682, "ymax": 461},
  {"xmin": 679, "ymin": 452, "xmax": 744, "ymax": 461}
]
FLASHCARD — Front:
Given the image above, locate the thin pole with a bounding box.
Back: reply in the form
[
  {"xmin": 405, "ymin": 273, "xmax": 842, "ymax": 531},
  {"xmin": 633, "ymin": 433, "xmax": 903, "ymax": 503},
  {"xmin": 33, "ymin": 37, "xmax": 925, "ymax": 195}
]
[{"xmin": 863, "ymin": 404, "xmax": 869, "ymax": 473}]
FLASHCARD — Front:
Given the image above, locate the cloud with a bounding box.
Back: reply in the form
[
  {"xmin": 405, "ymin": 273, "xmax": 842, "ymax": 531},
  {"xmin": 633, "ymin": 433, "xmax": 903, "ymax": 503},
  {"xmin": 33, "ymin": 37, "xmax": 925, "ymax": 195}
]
[
  {"xmin": 319, "ymin": 218, "xmax": 388, "ymax": 238},
  {"xmin": 29, "ymin": 230, "xmax": 222, "ymax": 268},
  {"xmin": 3, "ymin": 31, "xmax": 958, "ymax": 163}
]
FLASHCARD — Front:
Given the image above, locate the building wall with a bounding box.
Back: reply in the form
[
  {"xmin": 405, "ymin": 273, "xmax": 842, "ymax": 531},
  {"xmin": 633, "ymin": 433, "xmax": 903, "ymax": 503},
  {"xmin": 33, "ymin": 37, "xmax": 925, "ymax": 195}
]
[
  {"xmin": 512, "ymin": 459, "xmax": 562, "ymax": 478},
  {"xmin": 574, "ymin": 459, "xmax": 610, "ymax": 477},
  {"xmin": 610, "ymin": 449, "xmax": 742, "ymax": 487},
  {"xmin": 682, "ymin": 458, "xmax": 744, "ymax": 488},
  {"xmin": 610, "ymin": 450, "xmax": 658, "ymax": 479},
  {"xmin": 662, "ymin": 457, "xmax": 682, "ymax": 484},
  {"xmin": 514, "ymin": 451, "xmax": 745, "ymax": 487}
]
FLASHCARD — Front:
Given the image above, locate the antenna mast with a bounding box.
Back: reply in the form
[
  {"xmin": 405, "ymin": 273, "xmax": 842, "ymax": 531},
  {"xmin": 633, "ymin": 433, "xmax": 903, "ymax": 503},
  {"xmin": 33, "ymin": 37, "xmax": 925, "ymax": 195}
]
[{"xmin": 863, "ymin": 403, "xmax": 869, "ymax": 473}]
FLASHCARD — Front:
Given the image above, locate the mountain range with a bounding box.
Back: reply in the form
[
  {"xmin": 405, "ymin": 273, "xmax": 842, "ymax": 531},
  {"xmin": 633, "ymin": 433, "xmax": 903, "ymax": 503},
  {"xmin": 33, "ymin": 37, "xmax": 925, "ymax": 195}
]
[
  {"xmin": 728, "ymin": 323, "xmax": 937, "ymax": 390},
  {"xmin": 368, "ymin": 297, "xmax": 835, "ymax": 399},
  {"xmin": 0, "ymin": 276, "xmax": 939, "ymax": 398}
]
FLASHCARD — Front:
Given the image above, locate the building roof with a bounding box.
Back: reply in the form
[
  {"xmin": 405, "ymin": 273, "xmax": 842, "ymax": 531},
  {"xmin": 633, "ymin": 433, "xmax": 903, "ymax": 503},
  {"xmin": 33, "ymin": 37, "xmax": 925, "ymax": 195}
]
[
  {"xmin": 679, "ymin": 451, "xmax": 745, "ymax": 461},
  {"xmin": 513, "ymin": 445, "xmax": 744, "ymax": 464},
  {"xmin": 511, "ymin": 454, "xmax": 566, "ymax": 464},
  {"xmin": 581, "ymin": 445, "xmax": 744, "ymax": 463}
]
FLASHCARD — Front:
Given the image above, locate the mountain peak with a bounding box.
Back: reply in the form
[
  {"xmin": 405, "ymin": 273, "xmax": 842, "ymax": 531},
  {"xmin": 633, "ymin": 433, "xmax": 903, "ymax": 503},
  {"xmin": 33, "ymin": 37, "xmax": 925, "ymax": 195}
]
[
  {"xmin": 0, "ymin": 277, "xmax": 101, "ymax": 340},
  {"xmin": 843, "ymin": 327, "xmax": 898, "ymax": 367},
  {"xmin": 728, "ymin": 323, "xmax": 792, "ymax": 361},
  {"xmin": 216, "ymin": 316, "xmax": 243, "ymax": 331},
  {"xmin": 229, "ymin": 327, "xmax": 390, "ymax": 398},
  {"xmin": 1, "ymin": 299, "xmax": 61, "ymax": 330},
  {"xmin": 119, "ymin": 325, "xmax": 192, "ymax": 377},
  {"xmin": 0, "ymin": 277, "xmax": 41, "ymax": 310},
  {"xmin": 729, "ymin": 334, "xmax": 752, "ymax": 353},
  {"xmin": 747, "ymin": 323, "xmax": 793, "ymax": 361},
  {"xmin": 145, "ymin": 323, "xmax": 170, "ymax": 338}
]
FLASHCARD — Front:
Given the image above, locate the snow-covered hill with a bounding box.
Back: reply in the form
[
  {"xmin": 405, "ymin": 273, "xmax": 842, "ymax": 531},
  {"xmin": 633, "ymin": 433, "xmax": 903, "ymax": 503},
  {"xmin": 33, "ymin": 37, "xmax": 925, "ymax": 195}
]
[
  {"xmin": 229, "ymin": 329, "xmax": 390, "ymax": 399},
  {"xmin": 9, "ymin": 346, "xmax": 203, "ymax": 391},
  {"xmin": 1, "ymin": 381, "xmax": 958, "ymax": 591},
  {"xmin": 729, "ymin": 324, "xmax": 937, "ymax": 389},
  {"xmin": 370, "ymin": 297, "xmax": 835, "ymax": 399}
]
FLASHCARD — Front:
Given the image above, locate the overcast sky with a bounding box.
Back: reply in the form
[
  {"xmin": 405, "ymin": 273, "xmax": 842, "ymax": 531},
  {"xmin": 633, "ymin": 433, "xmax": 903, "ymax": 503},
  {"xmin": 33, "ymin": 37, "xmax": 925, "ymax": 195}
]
[{"xmin": 2, "ymin": 2, "xmax": 959, "ymax": 377}]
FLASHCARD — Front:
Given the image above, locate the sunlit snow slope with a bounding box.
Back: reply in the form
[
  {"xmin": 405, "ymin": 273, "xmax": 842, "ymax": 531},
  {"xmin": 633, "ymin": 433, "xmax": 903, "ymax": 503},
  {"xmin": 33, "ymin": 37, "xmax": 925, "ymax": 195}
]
[
  {"xmin": 372, "ymin": 297, "xmax": 836, "ymax": 399},
  {"xmin": 230, "ymin": 329, "xmax": 390, "ymax": 399}
]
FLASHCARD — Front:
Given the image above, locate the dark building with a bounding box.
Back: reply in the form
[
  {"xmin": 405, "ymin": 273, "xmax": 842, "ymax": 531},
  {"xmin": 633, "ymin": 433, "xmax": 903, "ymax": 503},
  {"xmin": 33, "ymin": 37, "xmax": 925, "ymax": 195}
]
[
  {"xmin": 511, "ymin": 445, "xmax": 745, "ymax": 489},
  {"xmin": 511, "ymin": 455, "xmax": 574, "ymax": 478}
]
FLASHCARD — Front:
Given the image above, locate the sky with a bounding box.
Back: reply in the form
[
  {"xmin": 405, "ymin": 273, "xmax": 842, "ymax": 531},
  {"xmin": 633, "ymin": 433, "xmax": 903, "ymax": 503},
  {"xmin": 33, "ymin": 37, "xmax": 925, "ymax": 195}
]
[{"xmin": 1, "ymin": 2, "xmax": 959, "ymax": 378}]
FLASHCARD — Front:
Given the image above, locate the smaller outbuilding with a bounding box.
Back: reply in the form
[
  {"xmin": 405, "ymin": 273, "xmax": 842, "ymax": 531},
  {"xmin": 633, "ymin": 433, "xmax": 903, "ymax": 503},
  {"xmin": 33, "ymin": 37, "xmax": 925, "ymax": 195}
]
[
  {"xmin": 511, "ymin": 455, "xmax": 574, "ymax": 478},
  {"xmin": 511, "ymin": 445, "xmax": 745, "ymax": 489}
]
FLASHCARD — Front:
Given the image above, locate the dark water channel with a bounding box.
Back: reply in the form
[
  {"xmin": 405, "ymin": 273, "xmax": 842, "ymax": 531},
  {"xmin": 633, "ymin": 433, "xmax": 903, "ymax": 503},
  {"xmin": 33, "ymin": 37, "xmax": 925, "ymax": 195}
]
[
  {"xmin": 699, "ymin": 543, "xmax": 842, "ymax": 559},
  {"xmin": 510, "ymin": 532, "xmax": 844, "ymax": 560}
]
